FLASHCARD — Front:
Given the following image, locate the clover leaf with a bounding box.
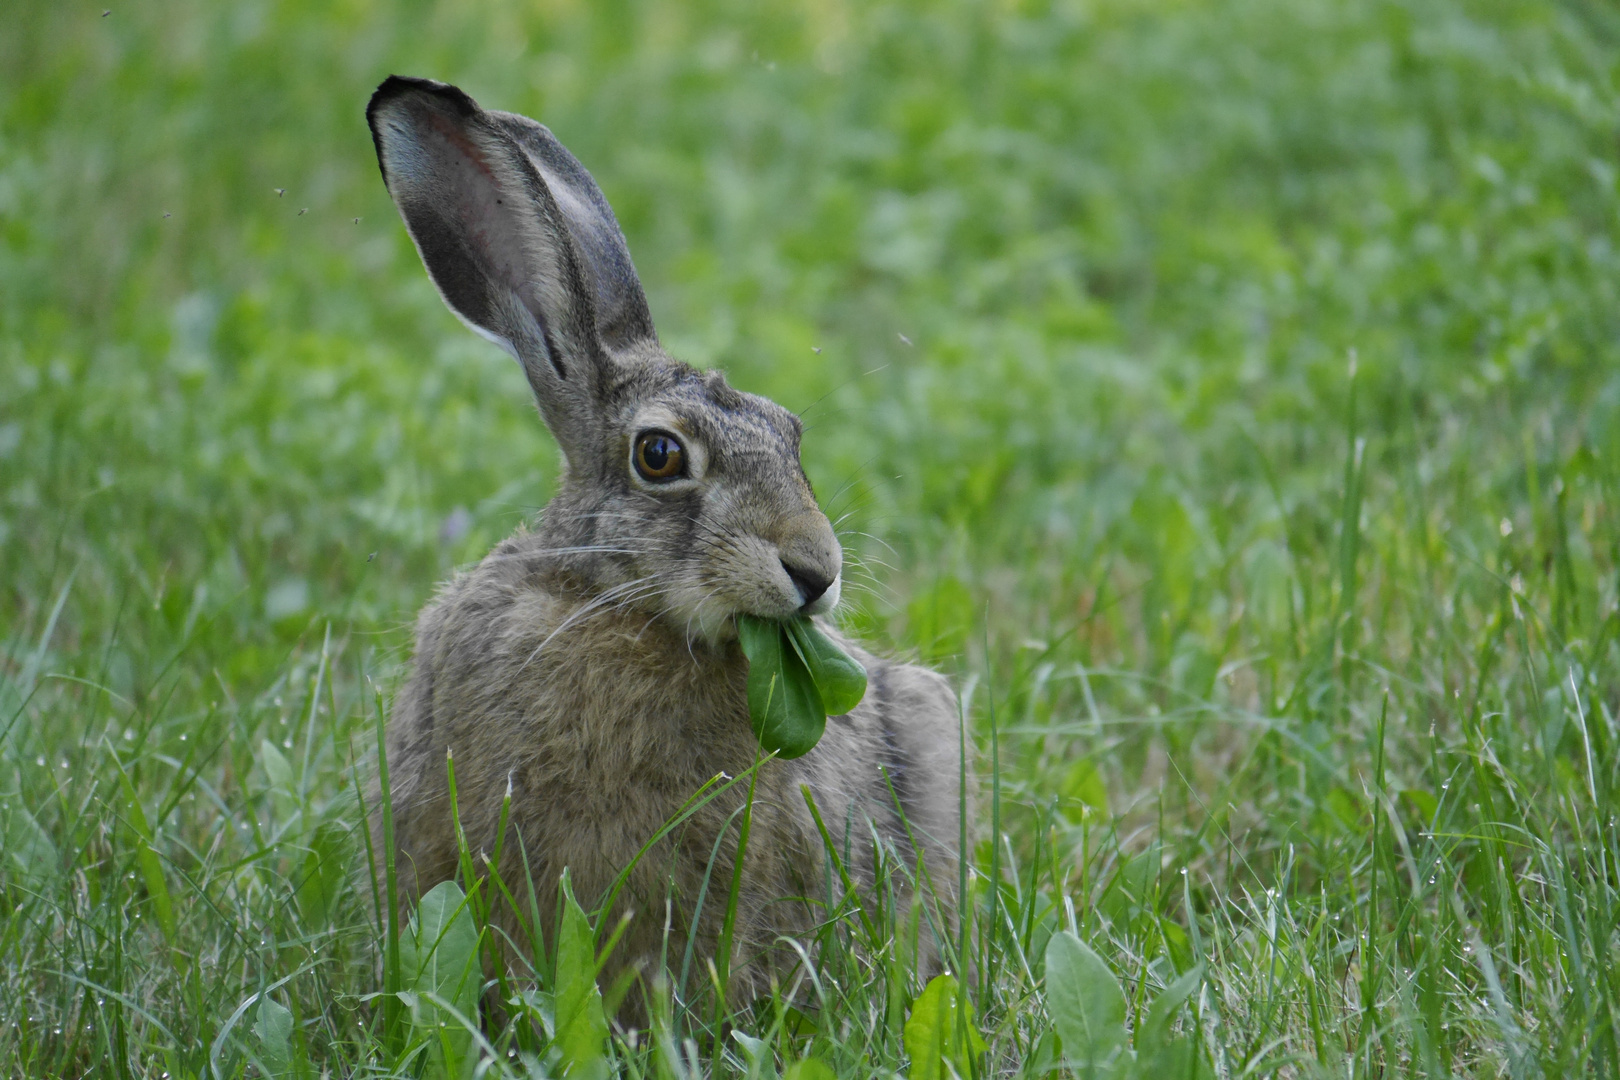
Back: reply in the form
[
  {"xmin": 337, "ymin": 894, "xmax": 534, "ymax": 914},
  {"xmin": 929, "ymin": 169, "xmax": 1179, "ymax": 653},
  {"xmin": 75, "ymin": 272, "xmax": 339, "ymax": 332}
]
[{"xmin": 737, "ymin": 614, "xmax": 868, "ymax": 758}]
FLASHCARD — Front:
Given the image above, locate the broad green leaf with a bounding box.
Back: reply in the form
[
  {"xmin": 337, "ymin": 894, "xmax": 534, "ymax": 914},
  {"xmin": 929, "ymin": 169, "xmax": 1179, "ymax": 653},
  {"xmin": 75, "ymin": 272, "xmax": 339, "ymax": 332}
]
[
  {"xmin": 400, "ymin": 880, "xmax": 480, "ymax": 1080},
  {"xmin": 1137, "ymin": 963, "xmax": 1204, "ymax": 1051},
  {"xmin": 554, "ymin": 871, "xmax": 609, "ymax": 1080},
  {"xmin": 1045, "ymin": 931, "xmax": 1126, "ymax": 1068},
  {"xmin": 732, "ymin": 1030, "xmax": 779, "ymax": 1080},
  {"xmin": 254, "ymin": 995, "xmax": 295, "ymax": 1080},
  {"xmin": 783, "ymin": 618, "xmax": 867, "ymax": 716},
  {"xmin": 783, "ymin": 1058, "xmax": 835, "ymax": 1080},
  {"xmin": 738, "ymin": 615, "xmax": 825, "ymax": 758},
  {"xmin": 903, "ymin": 974, "xmax": 988, "ymax": 1080},
  {"xmin": 1137, "ymin": 1035, "xmax": 1215, "ymax": 1080},
  {"xmin": 737, "ymin": 614, "xmax": 868, "ymax": 757}
]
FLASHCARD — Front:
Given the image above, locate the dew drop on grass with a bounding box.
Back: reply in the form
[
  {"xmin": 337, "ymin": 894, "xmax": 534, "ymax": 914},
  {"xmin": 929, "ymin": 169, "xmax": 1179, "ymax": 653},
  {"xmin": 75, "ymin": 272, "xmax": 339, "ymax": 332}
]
[
  {"xmin": 282, "ymin": 738, "xmax": 292, "ymax": 749},
  {"xmin": 35, "ymin": 756, "xmax": 44, "ymax": 767}
]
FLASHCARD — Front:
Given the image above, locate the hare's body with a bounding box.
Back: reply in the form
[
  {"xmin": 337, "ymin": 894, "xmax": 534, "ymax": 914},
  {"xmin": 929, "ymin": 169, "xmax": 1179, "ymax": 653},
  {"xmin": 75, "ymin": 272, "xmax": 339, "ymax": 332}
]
[
  {"xmin": 389, "ymin": 528, "xmax": 961, "ymax": 992},
  {"xmin": 365, "ymin": 75, "xmax": 967, "ymax": 1005}
]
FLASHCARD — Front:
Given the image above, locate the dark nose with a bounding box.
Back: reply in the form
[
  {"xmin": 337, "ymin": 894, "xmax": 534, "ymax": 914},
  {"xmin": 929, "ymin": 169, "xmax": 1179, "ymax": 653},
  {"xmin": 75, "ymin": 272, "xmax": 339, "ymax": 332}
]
[{"xmin": 782, "ymin": 560, "xmax": 833, "ymax": 608}]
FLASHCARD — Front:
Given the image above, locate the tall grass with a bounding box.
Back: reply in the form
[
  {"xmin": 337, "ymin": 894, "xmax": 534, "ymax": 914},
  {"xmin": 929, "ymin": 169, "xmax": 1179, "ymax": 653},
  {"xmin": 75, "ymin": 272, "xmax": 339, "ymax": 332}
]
[{"xmin": 5, "ymin": 0, "xmax": 1620, "ymax": 1075}]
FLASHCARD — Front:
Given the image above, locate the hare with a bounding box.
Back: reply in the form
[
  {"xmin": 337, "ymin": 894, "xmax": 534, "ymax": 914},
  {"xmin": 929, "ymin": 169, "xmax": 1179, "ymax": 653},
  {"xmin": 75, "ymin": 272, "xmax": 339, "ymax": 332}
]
[{"xmin": 365, "ymin": 75, "xmax": 967, "ymax": 1010}]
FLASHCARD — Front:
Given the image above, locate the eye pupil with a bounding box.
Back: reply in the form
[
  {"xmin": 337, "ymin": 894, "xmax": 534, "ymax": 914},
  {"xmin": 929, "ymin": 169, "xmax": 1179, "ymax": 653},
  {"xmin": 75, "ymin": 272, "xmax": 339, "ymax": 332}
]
[{"xmin": 634, "ymin": 431, "xmax": 685, "ymax": 480}]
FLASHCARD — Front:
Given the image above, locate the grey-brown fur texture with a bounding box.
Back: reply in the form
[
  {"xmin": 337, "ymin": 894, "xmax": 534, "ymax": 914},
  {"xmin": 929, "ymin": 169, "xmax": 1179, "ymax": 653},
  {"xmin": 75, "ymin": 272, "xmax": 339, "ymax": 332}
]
[{"xmin": 365, "ymin": 75, "xmax": 968, "ymax": 1010}]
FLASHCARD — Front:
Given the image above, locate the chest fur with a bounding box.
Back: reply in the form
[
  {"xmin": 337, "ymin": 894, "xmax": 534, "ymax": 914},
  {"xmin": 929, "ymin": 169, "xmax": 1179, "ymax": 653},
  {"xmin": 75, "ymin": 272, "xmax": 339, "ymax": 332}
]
[{"xmin": 420, "ymin": 579, "xmax": 776, "ymax": 805}]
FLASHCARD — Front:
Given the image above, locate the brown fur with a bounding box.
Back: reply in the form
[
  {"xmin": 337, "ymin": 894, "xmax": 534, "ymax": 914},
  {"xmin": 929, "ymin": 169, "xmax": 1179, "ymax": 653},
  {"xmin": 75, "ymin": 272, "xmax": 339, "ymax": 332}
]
[
  {"xmin": 363, "ymin": 75, "xmax": 970, "ymax": 1013},
  {"xmin": 384, "ymin": 530, "xmax": 964, "ymax": 1003}
]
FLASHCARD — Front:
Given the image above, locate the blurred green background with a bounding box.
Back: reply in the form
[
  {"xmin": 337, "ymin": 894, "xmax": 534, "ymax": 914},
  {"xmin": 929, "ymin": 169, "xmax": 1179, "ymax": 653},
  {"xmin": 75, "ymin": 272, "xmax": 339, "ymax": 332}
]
[{"xmin": 5, "ymin": 0, "xmax": 1620, "ymax": 1075}]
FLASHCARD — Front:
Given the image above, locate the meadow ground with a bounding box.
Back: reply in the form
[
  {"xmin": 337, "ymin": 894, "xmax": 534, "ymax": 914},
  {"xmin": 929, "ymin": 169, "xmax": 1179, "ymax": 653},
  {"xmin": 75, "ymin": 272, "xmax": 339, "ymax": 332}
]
[{"xmin": 4, "ymin": 0, "xmax": 1620, "ymax": 1076}]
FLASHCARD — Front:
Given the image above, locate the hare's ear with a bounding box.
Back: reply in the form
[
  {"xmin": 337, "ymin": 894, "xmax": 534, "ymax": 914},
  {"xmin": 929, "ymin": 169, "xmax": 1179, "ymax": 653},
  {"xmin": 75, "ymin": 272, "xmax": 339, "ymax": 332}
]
[
  {"xmin": 367, "ymin": 76, "xmax": 655, "ymax": 454},
  {"xmin": 484, "ymin": 109, "xmax": 655, "ymax": 353}
]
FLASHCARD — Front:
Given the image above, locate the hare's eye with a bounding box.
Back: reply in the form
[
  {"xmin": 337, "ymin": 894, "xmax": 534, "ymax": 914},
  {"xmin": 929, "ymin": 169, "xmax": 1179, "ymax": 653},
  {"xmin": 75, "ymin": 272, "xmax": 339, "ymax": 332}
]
[{"xmin": 633, "ymin": 431, "xmax": 686, "ymax": 481}]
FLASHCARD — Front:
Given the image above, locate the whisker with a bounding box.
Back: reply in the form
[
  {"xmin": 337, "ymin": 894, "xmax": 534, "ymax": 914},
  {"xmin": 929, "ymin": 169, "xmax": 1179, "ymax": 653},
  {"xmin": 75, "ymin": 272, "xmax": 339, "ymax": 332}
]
[
  {"xmin": 681, "ymin": 583, "xmax": 729, "ymax": 662},
  {"xmin": 476, "ymin": 545, "xmax": 643, "ymax": 564},
  {"xmin": 837, "ymin": 529, "xmax": 899, "ymax": 558},
  {"xmin": 818, "ymin": 454, "xmax": 885, "ymax": 515},
  {"xmin": 520, "ymin": 575, "xmax": 661, "ymax": 668},
  {"xmin": 794, "ymin": 363, "xmax": 888, "ymax": 419}
]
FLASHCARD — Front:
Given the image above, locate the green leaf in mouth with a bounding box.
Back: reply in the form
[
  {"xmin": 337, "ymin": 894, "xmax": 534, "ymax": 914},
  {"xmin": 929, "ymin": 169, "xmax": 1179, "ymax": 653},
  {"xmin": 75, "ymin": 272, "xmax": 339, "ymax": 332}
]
[
  {"xmin": 784, "ymin": 617, "xmax": 868, "ymax": 717},
  {"xmin": 737, "ymin": 614, "xmax": 868, "ymax": 758}
]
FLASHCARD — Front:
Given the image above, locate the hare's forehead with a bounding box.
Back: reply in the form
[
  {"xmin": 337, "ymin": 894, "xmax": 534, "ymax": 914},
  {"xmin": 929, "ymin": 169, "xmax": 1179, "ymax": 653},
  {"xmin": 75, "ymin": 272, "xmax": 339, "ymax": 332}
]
[{"xmin": 620, "ymin": 374, "xmax": 800, "ymax": 453}]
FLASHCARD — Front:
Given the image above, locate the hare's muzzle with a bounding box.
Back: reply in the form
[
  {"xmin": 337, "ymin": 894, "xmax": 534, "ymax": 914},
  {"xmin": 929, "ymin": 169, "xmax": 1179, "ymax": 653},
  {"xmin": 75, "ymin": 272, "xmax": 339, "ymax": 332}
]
[{"xmin": 771, "ymin": 510, "xmax": 842, "ymax": 615}]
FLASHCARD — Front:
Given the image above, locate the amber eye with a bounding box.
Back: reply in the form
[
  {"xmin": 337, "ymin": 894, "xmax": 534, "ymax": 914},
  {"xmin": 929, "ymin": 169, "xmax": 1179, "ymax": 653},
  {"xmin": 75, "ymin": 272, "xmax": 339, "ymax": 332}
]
[{"xmin": 633, "ymin": 430, "xmax": 686, "ymax": 481}]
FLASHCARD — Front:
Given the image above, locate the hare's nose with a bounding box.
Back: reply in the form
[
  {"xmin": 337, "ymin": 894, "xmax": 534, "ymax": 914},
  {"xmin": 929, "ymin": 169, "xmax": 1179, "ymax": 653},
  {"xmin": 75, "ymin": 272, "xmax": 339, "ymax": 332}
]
[{"xmin": 781, "ymin": 561, "xmax": 834, "ymax": 608}]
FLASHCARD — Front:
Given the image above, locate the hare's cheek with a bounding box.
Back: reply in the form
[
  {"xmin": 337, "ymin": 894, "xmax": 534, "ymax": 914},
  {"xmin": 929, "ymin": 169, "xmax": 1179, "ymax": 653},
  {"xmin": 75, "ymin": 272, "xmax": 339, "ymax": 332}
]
[{"xmin": 694, "ymin": 535, "xmax": 804, "ymax": 621}]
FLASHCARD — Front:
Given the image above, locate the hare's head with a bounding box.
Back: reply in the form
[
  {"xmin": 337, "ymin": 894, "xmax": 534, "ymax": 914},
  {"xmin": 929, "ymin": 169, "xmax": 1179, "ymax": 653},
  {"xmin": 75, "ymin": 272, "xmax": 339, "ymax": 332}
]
[{"xmin": 368, "ymin": 77, "xmax": 840, "ymax": 641}]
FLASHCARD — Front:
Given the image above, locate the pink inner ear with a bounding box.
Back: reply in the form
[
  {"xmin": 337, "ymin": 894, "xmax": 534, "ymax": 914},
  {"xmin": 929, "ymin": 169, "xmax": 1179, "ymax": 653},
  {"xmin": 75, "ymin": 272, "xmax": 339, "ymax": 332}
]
[
  {"xmin": 427, "ymin": 108, "xmax": 498, "ymax": 184},
  {"xmin": 408, "ymin": 108, "xmax": 556, "ymax": 316}
]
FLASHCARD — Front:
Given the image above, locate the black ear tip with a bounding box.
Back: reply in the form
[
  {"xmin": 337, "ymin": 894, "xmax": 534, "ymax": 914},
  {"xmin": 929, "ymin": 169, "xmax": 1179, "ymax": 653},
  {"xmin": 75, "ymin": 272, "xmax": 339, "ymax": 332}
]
[{"xmin": 366, "ymin": 75, "xmax": 482, "ymax": 129}]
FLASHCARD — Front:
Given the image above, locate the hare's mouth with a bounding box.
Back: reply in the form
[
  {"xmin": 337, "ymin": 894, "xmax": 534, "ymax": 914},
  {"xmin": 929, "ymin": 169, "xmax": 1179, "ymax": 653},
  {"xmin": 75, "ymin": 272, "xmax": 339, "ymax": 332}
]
[
  {"xmin": 659, "ymin": 566, "xmax": 841, "ymax": 647},
  {"xmin": 799, "ymin": 573, "xmax": 841, "ymax": 616}
]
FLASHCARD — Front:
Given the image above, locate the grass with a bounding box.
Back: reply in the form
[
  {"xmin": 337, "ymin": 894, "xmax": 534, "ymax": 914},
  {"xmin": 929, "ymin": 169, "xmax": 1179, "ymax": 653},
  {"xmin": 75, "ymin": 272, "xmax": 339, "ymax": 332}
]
[{"xmin": 4, "ymin": 0, "xmax": 1620, "ymax": 1074}]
